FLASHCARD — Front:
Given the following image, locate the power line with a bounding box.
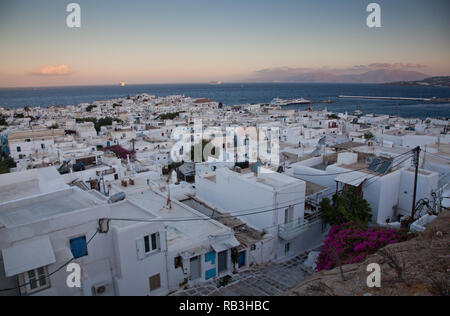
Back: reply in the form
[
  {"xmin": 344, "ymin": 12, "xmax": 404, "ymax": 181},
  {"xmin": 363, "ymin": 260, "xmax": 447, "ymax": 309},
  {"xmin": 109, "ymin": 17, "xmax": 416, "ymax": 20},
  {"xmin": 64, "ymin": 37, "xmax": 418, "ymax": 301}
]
[
  {"xmin": 0, "ymin": 230, "xmax": 99, "ymax": 293},
  {"xmin": 102, "ymin": 184, "xmax": 344, "ymax": 230},
  {"xmin": 108, "ymin": 151, "xmax": 415, "ymax": 224},
  {"xmin": 103, "ymin": 199, "xmax": 307, "ymax": 224},
  {"xmin": 425, "ymin": 152, "xmax": 450, "ymax": 162},
  {"xmin": 259, "ymin": 154, "xmax": 415, "ymax": 232}
]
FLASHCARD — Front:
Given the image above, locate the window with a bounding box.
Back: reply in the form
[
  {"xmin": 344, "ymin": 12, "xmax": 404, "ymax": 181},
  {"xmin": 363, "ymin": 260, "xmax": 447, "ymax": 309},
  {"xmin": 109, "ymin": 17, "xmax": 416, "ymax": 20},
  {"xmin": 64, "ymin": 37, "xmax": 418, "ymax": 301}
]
[
  {"xmin": 174, "ymin": 256, "xmax": 183, "ymax": 269},
  {"xmin": 41, "ymin": 144, "xmax": 45, "ymax": 149},
  {"xmin": 149, "ymin": 274, "xmax": 161, "ymax": 292},
  {"xmin": 24, "ymin": 267, "xmax": 50, "ymax": 294},
  {"xmin": 16, "ymin": 146, "xmax": 21, "ymax": 152},
  {"xmin": 284, "ymin": 207, "xmax": 294, "ymax": 224},
  {"xmin": 144, "ymin": 233, "xmax": 159, "ymax": 254},
  {"xmin": 70, "ymin": 235, "xmax": 88, "ymax": 259},
  {"xmin": 285, "ymin": 243, "xmax": 291, "ymax": 254},
  {"xmin": 218, "ymin": 250, "xmax": 228, "ymax": 273}
]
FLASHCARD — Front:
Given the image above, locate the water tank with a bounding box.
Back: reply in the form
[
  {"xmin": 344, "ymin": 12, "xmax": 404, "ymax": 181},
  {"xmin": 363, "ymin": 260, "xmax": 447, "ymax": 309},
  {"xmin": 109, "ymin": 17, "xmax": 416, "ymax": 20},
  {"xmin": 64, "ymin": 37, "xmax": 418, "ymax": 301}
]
[{"xmin": 109, "ymin": 192, "xmax": 126, "ymax": 204}]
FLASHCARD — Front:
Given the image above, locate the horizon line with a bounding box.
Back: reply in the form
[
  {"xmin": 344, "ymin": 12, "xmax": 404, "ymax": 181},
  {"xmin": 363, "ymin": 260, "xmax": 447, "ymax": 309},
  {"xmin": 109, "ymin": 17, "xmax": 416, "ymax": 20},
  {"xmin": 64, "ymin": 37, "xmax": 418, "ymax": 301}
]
[{"xmin": 0, "ymin": 81, "xmax": 424, "ymax": 90}]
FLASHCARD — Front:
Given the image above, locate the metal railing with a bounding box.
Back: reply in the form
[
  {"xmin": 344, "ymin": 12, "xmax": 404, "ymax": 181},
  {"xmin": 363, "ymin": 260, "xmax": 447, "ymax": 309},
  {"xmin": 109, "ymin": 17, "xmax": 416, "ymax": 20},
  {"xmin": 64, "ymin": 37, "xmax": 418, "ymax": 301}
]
[{"xmin": 278, "ymin": 212, "xmax": 323, "ymax": 241}]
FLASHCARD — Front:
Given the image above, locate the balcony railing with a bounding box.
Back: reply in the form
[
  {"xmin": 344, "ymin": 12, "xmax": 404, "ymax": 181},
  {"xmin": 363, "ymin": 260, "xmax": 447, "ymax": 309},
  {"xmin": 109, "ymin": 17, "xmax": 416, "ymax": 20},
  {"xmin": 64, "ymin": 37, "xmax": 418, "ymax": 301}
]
[{"xmin": 278, "ymin": 212, "xmax": 323, "ymax": 241}]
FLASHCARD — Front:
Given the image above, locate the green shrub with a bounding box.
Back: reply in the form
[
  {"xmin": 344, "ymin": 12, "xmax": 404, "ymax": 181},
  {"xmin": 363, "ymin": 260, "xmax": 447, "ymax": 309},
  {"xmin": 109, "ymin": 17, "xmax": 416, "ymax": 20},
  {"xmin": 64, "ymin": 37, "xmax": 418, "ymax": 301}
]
[{"xmin": 320, "ymin": 187, "xmax": 372, "ymax": 226}]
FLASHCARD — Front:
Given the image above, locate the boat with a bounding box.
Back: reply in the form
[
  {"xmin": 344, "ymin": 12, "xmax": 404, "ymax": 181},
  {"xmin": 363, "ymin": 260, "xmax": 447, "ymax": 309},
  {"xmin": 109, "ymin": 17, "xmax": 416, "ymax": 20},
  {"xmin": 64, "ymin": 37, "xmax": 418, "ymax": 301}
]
[
  {"xmin": 209, "ymin": 81, "xmax": 223, "ymax": 85},
  {"xmin": 354, "ymin": 104, "xmax": 363, "ymax": 116},
  {"xmin": 270, "ymin": 97, "xmax": 311, "ymax": 106}
]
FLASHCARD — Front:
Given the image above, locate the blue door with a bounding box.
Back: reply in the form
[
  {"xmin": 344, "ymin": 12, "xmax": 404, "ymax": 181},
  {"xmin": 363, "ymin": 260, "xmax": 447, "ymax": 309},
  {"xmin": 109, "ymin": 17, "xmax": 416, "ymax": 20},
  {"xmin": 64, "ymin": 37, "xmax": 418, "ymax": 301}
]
[{"xmin": 238, "ymin": 251, "xmax": 246, "ymax": 268}]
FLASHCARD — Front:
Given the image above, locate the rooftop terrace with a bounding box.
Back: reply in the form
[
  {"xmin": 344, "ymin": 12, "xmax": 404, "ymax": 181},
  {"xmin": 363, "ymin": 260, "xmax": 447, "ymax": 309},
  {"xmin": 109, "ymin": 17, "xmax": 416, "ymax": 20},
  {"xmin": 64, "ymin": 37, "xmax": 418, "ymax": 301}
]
[{"xmin": 0, "ymin": 188, "xmax": 103, "ymax": 228}]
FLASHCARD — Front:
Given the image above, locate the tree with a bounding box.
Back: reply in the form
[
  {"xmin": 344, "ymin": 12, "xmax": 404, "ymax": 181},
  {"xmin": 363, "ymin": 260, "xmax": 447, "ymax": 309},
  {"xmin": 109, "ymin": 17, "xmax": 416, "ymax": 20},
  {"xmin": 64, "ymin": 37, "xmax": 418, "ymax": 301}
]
[
  {"xmin": 0, "ymin": 115, "xmax": 7, "ymax": 126},
  {"xmin": 76, "ymin": 117, "xmax": 122, "ymax": 133},
  {"xmin": 86, "ymin": 104, "xmax": 97, "ymax": 112},
  {"xmin": 364, "ymin": 132, "xmax": 375, "ymax": 140},
  {"xmin": 0, "ymin": 157, "xmax": 16, "ymax": 174},
  {"xmin": 320, "ymin": 187, "xmax": 372, "ymax": 226},
  {"xmin": 157, "ymin": 112, "xmax": 183, "ymax": 120},
  {"xmin": 327, "ymin": 114, "xmax": 339, "ymax": 119}
]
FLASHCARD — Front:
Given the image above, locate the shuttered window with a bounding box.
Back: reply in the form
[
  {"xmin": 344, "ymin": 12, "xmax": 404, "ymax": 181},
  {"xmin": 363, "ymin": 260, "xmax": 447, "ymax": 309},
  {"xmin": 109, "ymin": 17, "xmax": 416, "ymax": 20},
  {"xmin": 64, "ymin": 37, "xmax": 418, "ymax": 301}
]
[{"xmin": 70, "ymin": 236, "xmax": 88, "ymax": 259}]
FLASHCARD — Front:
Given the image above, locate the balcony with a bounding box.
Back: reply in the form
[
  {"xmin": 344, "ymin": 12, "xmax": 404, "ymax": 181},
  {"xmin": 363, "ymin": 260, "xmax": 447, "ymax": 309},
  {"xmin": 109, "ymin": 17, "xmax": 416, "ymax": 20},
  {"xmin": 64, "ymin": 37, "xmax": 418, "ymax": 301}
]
[{"xmin": 278, "ymin": 212, "xmax": 322, "ymax": 241}]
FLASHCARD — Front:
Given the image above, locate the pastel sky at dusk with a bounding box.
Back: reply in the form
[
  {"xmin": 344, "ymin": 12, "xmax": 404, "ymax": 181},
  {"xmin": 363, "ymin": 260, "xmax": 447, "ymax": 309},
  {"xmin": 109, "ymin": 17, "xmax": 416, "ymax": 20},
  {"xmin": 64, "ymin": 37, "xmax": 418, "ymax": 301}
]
[{"xmin": 0, "ymin": 0, "xmax": 449, "ymax": 87}]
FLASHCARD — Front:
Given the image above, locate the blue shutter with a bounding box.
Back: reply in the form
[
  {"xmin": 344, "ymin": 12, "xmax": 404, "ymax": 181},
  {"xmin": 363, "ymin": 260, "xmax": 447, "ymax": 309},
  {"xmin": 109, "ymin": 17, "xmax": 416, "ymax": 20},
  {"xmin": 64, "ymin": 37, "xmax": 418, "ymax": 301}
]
[
  {"xmin": 205, "ymin": 251, "xmax": 216, "ymax": 264},
  {"xmin": 70, "ymin": 236, "xmax": 88, "ymax": 259},
  {"xmin": 205, "ymin": 268, "xmax": 216, "ymax": 280}
]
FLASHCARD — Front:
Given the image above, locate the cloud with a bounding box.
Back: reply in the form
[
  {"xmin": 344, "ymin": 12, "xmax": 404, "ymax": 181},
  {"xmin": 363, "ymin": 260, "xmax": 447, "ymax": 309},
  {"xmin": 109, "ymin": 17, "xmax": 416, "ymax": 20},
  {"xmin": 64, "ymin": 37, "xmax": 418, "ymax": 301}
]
[{"xmin": 31, "ymin": 64, "xmax": 74, "ymax": 76}]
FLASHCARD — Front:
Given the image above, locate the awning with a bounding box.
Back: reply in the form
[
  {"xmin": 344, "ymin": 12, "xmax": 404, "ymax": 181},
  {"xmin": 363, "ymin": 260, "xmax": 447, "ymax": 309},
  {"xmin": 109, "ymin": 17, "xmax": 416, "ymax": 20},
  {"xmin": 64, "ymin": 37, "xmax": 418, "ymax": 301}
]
[
  {"xmin": 2, "ymin": 236, "xmax": 56, "ymax": 277},
  {"xmin": 335, "ymin": 172, "xmax": 369, "ymax": 187},
  {"xmin": 211, "ymin": 235, "xmax": 240, "ymax": 253}
]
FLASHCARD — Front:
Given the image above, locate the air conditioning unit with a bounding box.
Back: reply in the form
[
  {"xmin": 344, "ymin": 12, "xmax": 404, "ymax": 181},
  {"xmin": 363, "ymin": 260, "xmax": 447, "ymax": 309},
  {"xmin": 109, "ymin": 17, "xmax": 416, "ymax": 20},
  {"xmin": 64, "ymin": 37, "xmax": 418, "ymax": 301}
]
[{"xmin": 92, "ymin": 282, "xmax": 111, "ymax": 296}]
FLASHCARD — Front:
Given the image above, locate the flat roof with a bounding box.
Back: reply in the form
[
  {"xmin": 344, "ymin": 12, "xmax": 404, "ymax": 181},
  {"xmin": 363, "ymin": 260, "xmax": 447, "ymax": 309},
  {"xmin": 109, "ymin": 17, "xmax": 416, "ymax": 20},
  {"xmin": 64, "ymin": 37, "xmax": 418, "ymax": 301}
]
[
  {"xmin": 181, "ymin": 198, "xmax": 264, "ymax": 246},
  {"xmin": 128, "ymin": 190, "xmax": 229, "ymax": 249},
  {"xmin": 223, "ymin": 167, "xmax": 302, "ymax": 189},
  {"xmin": 108, "ymin": 200, "xmax": 156, "ymax": 228},
  {"xmin": 0, "ymin": 167, "xmax": 68, "ymax": 204},
  {"xmin": 305, "ymin": 181, "xmax": 328, "ymax": 196},
  {"xmin": 0, "ymin": 188, "xmax": 103, "ymax": 228},
  {"xmin": 0, "ymin": 179, "xmax": 41, "ymax": 203}
]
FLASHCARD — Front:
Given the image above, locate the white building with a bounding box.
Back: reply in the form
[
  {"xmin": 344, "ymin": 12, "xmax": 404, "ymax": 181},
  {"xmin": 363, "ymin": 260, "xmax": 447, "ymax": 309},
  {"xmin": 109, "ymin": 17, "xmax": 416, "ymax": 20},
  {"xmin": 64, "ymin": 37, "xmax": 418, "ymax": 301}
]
[
  {"xmin": 0, "ymin": 167, "xmax": 241, "ymax": 296},
  {"xmin": 0, "ymin": 168, "xmax": 170, "ymax": 296},
  {"xmin": 8, "ymin": 129, "xmax": 65, "ymax": 161},
  {"xmin": 195, "ymin": 166, "xmax": 325, "ymax": 260},
  {"xmin": 288, "ymin": 148, "xmax": 440, "ymax": 224}
]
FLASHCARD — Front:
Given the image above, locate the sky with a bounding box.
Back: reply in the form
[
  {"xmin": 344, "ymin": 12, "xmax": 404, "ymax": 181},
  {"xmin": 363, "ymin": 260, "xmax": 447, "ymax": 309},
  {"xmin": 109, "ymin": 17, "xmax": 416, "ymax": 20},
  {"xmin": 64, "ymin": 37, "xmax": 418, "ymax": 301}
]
[{"xmin": 0, "ymin": 0, "xmax": 449, "ymax": 87}]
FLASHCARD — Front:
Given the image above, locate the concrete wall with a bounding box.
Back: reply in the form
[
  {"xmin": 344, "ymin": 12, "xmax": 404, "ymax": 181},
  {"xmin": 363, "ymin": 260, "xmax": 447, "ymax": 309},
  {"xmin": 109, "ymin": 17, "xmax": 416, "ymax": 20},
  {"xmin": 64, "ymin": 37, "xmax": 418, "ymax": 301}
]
[
  {"xmin": 112, "ymin": 222, "xmax": 168, "ymax": 296},
  {"xmin": 9, "ymin": 139, "xmax": 55, "ymax": 160},
  {"xmin": 374, "ymin": 170, "xmax": 401, "ymax": 223},
  {"xmin": 398, "ymin": 168, "xmax": 439, "ymax": 216},
  {"xmin": 0, "ymin": 201, "xmax": 169, "ymax": 296}
]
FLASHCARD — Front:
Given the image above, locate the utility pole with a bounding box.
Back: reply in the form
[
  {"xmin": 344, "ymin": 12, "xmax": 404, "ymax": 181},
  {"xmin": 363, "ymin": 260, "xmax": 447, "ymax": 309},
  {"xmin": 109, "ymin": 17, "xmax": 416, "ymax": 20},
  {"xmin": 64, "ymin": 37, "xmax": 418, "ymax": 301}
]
[{"xmin": 411, "ymin": 146, "xmax": 421, "ymax": 220}]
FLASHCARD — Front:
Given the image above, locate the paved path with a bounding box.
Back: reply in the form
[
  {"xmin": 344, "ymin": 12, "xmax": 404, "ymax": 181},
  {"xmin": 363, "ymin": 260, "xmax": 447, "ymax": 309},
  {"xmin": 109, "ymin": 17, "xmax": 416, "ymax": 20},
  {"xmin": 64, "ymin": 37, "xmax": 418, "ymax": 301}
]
[{"xmin": 171, "ymin": 253, "xmax": 314, "ymax": 296}]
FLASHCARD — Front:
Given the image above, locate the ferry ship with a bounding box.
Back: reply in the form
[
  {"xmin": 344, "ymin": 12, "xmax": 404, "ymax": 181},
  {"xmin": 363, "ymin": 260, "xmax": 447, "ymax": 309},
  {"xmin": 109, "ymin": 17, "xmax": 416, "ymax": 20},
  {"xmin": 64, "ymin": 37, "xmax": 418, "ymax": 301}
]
[{"xmin": 271, "ymin": 97, "xmax": 311, "ymax": 106}]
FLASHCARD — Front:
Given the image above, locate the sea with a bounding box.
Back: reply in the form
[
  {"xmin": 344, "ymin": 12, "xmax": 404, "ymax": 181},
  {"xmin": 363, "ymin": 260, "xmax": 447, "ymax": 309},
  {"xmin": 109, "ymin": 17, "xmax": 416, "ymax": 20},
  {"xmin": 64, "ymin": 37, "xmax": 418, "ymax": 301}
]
[{"xmin": 0, "ymin": 83, "xmax": 449, "ymax": 119}]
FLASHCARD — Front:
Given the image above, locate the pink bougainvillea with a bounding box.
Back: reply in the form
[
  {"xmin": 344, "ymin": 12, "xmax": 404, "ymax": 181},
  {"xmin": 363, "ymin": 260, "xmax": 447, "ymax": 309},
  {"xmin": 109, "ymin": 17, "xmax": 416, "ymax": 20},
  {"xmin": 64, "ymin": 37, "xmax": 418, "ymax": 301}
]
[{"xmin": 316, "ymin": 223, "xmax": 413, "ymax": 272}]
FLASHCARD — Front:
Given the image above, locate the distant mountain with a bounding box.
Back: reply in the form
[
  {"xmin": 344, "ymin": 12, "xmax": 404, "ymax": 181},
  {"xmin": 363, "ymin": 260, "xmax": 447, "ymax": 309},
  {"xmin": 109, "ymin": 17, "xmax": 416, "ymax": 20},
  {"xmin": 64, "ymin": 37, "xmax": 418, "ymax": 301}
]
[
  {"xmin": 251, "ymin": 69, "xmax": 428, "ymax": 84},
  {"xmin": 384, "ymin": 76, "xmax": 450, "ymax": 87}
]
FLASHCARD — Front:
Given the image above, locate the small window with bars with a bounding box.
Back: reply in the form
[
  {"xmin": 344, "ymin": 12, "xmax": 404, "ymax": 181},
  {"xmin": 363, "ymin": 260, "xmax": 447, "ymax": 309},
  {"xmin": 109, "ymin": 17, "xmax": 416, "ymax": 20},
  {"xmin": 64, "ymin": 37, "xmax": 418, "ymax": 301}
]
[{"xmin": 24, "ymin": 267, "xmax": 50, "ymax": 294}]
